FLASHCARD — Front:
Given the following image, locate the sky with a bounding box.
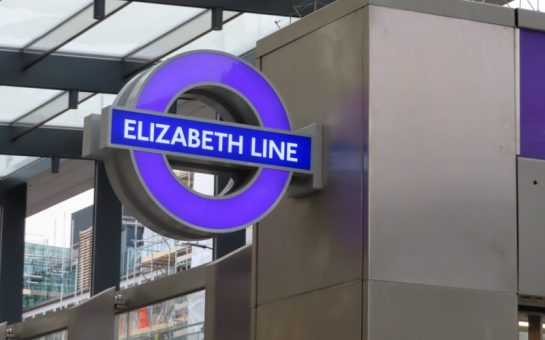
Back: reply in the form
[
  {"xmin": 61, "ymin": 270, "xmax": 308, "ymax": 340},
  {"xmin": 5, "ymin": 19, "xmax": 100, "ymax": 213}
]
[
  {"xmin": 25, "ymin": 189, "xmax": 94, "ymax": 247},
  {"xmin": 505, "ymin": 0, "xmax": 543, "ymax": 10}
]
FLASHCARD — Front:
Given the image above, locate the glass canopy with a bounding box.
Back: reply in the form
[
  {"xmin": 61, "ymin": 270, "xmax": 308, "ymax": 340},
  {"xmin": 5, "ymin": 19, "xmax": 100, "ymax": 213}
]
[
  {"xmin": 0, "ymin": 86, "xmax": 63, "ymax": 122},
  {"xmin": 0, "ymin": 155, "xmax": 40, "ymax": 178},
  {"xmin": 0, "ymin": 0, "xmax": 90, "ymax": 49},
  {"xmin": 46, "ymin": 93, "xmax": 116, "ymax": 127},
  {"xmin": 59, "ymin": 3, "xmax": 204, "ymax": 57},
  {"xmin": 173, "ymin": 13, "xmax": 297, "ymax": 57},
  {"xmin": 0, "ymin": 0, "xmax": 529, "ymax": 178},
  {"xmin": 0, "ymin": 0, "xmax": 299, "ymax": 177}
]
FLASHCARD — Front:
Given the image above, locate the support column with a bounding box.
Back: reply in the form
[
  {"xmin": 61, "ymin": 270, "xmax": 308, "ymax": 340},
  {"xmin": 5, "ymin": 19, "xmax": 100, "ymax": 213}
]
[
  {"xmin": 91, "ymin": 161, "xmax": 121, "ymax": 295},
  {"xmin": 214, "ymin": 231, "xmax": 246, "ymax": 259},
  {"xmin": 0, "ymin": 183, "xmax": 27, "ymax": 324},
  {"xmin": 213, "ymin": 168, "xmax": 246, "ymax": 259},
  {"xmin": 254, "ymin": 1, "xmax": 517, "ymax": 339}
]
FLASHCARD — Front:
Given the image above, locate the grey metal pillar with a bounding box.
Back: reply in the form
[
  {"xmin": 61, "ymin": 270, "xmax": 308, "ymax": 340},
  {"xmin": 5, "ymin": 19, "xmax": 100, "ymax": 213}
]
[
  {"xmin": 0, "ymin": 183, "xmax": 26, "ymax": 324},
  {"xmin": 91, "ymin": 161, "xmax": 121, "ymax": 295},
  {"xmin": 254, "ymin": 1, "xmax": 517, "ymax": 339}
]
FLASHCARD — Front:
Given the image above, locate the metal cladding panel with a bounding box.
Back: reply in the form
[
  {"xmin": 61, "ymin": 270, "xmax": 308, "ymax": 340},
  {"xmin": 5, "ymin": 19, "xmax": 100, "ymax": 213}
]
[
  {"xmin": 367, "ymin": 6, "xmax": 517, "ymax": 292},
  {"xmin": 255, "ymin": 280, "xmax": 362, "ymax": 340},
  {"xmin": 256, "ymin": 8, "xmax": 368, "ymax": 305},
  {"xmin": 205, "ymin": 246, "xmax": 252, "ymax": 340},
  {"xmin": 367, "ymin": 280, "xmax": 517, "ymax": 340},
  {"xmin": 520, "ymin": 28, "xmax": 545, "ymax": 160},
  {"xmin": 518, "ymin": 158, "xmax": 545, "ymax": 297},
  {"xmin": 67, "ymin": 287, "xmax": 115, "ymax": 340}
]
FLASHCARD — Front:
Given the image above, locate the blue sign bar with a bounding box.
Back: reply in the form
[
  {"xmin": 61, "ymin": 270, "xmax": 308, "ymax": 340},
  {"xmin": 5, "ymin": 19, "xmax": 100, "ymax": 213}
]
[{"xmin": 109, "ymin": 107, "xmax": 312, "ymax": 171}]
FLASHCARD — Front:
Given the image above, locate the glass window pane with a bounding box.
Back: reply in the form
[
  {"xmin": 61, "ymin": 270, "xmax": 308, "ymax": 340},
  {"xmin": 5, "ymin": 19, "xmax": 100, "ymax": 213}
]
[
  {"xmin": 125, "ymin": 9, "xmax": 213, "ymax": 61},
  {"xmin": 170, "ymin": 13, "xmax": 297, "ymax": 58},
  {"xmin": 24, "ymin": 189, "xmax": 94, "ymax": 313},
  {"xmin": 0, "ymin": 86, "xmax": 63, "ymax": 123},
  {"xmin": 31, "ymin": 329, "xmax": 68, "ymax": 340},
  {"xmin": 115, "ymin": 290, "xmax": 205, "ymax": 339},
  {"xmin": 0, "ymin": 155, "xmax": 40, "ymax": 178},
  {"xmin": 59, "ymin": 3, "xmax": 203, "ymax": 57},
  {"xmin": 45, "ymin": 93, "xmax": 116, "ymax": 128},
  {"xmin": 0, "ymin": 0, "xmax": 90, "ymax": 49}
]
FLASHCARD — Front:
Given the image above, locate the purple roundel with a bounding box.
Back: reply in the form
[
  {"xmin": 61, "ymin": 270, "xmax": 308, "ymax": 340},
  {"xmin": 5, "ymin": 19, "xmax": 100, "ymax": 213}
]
[{"xmin": 131, "ymin": 51, "xmax": 291, "ymax": 232}]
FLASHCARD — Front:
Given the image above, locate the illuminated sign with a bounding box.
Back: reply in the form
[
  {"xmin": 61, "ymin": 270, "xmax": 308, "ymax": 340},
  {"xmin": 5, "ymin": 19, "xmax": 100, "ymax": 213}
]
[
  {"xmin": 106, "ymin": 107, "xmax": 312, "ymax": 172},
  {"xmin": 83, "ymin": 51, "xmax": 321, "ymax": 239}
]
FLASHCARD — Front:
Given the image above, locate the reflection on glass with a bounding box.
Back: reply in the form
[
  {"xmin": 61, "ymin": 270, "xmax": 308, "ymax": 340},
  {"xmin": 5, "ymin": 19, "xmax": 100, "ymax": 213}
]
[
  {"xmin": 517, "ymin": 316, "xmax": 545, "ymax": 340},
  {"xmin": 115, "ymin": 290, "xmax": 205, "ymax": 340},
  {"xmin": 0, "ymin": 155, "xmax": 39, "ymax": 178},
  {"xmin": 59, "ymin": 3, "xmax": 202, "ymax": 57},
  {"xmin": 171, "ymin": 13, "xmax": 297, "ymax": 57},
  {"xmin": 45, "ymin": 93, "xmax": 116, "ymax": 128},
  {"xmin": 0, "ymin": 0, "xmax": 90, "ymax": 49},
  {"xmin": 32, "ymin": 330, "xmax": 68, "ymax": 340}
]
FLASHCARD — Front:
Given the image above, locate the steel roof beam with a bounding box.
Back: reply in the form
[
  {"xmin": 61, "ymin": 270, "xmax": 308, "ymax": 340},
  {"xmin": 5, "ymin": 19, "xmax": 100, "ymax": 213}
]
[
  {"xmin": 0, "ymin": 126, "xmax": 83, "ymax": 159},
  {"xmin": 125, "ymin": 0, "xmax": 515, "ymax": 16},
  {"xmin": 125, "ymin": 0, "xmax": 334, "ymax": 16},
  {"xmin": 0, "ymin": 50, "xmax": 148, "ymax": 93}
]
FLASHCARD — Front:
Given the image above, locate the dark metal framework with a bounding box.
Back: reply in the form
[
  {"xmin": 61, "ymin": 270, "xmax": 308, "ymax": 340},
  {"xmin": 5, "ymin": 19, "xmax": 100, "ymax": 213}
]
[
  {"xmin": 0, "ymin": 184, "xmax": 27, "ymax": 324},
  {"xmin": 91, "ymin": 162, "xmax": 122, "ymax": 295},
  {"xmin": 0, "ymin": 6, "xmax": 243, "ymax": 189}
]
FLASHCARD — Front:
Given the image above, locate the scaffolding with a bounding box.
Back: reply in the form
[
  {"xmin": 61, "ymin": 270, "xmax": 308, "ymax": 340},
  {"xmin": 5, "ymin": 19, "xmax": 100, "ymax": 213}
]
[
  {"xmin": 23, "ymin": 242, "xmax": 76, "ymax": 310},
  {"xmin": 121, "ymin": 230, "xmax": 200, "ymax": 287}
]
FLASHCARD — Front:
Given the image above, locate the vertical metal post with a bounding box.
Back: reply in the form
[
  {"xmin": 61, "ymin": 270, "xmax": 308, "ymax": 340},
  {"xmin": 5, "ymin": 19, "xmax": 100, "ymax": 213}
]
[
  {"xmin": 211, "ymin": 7, "xmax": 223, "ymax": 31},
  {"xmin": 93, "ymin": 0, "xmax": 106, "ymax": 20},
  {"xmin": 68, "ymin": 90, "xmax": 78, "ymax": 110},
  {"xmin": 529, "ymin": 314, "xmax": 542, "ymax": 340},
  {"xmin": 51, "ymin": 157, "xmax": 60, "ymax": 174},
  {"xmin": 91, "ymin": 161, "xmax": 122, "ymax": 295},
  {"xmin": 0, "ymin": 183, "xmax": 27, "ymax": 324},
  {"xmin": 213, "ymin": 174, "xmax": 245, "ymax": 259}
]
